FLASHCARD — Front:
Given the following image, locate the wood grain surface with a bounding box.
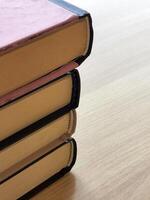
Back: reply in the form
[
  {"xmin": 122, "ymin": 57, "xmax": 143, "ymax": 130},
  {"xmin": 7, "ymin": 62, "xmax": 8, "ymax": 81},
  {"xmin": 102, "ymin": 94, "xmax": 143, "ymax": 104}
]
[{"xmin": 32, "ymin": 0, "xmax": 150, "ymax": 199}]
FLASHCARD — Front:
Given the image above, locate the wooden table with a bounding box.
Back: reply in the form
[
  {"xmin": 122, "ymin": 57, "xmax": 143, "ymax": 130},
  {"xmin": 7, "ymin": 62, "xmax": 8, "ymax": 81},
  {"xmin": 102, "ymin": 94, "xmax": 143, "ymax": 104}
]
[{"xmin": 32, "ymin": 0, "xmax": 150, "ymax": 199}]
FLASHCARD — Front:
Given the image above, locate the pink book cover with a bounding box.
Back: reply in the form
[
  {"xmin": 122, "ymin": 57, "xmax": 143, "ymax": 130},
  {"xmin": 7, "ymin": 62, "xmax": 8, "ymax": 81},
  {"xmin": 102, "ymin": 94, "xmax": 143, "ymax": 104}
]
[
  {"xmin": 0, "ymin": 0, "xmax": 78, "ymax": 54},
  {"xmin": 0, "ymin": 0, "xmax": 93, "ymax": 107}
]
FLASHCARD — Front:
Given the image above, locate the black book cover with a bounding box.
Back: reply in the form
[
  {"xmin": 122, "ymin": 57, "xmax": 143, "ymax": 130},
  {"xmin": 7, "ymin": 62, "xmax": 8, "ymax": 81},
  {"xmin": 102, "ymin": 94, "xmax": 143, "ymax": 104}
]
[
  {"xmin": 0, "ymin": 70, "xmax": 80, "ymax": 150},
  {"xmin": 1, "ymin": 138, "xmax": 77, "ymax": 200},
  {"xmin": 19, "ymin": 138, "xmax": 77, "ymax": 200}
]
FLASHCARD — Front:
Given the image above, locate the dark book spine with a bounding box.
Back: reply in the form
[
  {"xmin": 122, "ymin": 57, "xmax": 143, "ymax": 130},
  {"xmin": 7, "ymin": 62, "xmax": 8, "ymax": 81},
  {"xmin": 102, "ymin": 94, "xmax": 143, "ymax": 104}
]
[{"xmin": 0, "ymin": 70, "xmax": 80, "ymax": 150}]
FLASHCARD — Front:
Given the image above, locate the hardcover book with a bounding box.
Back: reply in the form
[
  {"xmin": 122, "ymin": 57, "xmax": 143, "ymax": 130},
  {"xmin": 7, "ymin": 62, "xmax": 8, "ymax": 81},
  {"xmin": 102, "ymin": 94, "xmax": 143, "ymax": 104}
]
[
  {"xmin": 0, "ymin": 138, "xmax": 77, "ymax": 200},
  {"xmin": 0, "ymin": 70, "xmax": 80, "ymax": 146},
  {"xmin": 0, "ymin": 110, "xmax": 76, "ymax": 183},
  {"xmin": 0, "ymin": 61, "xmax": 78, "ymax": 107},
  {"xmin": 0, "ymin": 0, "xmax": 93, "ymax": 97}
]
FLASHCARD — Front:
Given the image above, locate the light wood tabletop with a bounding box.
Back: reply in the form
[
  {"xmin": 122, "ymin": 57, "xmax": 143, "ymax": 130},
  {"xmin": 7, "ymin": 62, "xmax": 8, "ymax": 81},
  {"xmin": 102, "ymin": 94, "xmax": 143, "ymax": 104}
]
[{"xmin": 32, "ymin": 0, "xmax": 150, "ymax": 199}]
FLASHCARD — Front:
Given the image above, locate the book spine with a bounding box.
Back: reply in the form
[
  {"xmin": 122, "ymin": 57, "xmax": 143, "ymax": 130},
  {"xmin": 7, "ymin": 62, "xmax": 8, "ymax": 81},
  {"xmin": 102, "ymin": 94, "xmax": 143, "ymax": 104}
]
[{"xmin": 49, "ymin": 0, "xmax": 88, "ymax": 16}]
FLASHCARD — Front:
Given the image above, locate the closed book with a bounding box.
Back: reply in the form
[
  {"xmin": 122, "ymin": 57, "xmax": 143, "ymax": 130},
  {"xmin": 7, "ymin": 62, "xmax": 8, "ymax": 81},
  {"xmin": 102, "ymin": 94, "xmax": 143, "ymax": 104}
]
[
  {"xmin": 0, "ymin": 69, "xmax": 80, "ymax": 147},
  {"xmin": 0, "ymin": 0, "xmax": 93, "ymax": 97},
  {"xmin": 0, "ymin": 110, "xmax": 76, "ymax": 183},
  {"xmin": 0, "ymin": 138, "xmax": 77, "ymax": 200},
  {"xmin": 0, "ymin": 61, "xmax": 78, "ymax": 107}
]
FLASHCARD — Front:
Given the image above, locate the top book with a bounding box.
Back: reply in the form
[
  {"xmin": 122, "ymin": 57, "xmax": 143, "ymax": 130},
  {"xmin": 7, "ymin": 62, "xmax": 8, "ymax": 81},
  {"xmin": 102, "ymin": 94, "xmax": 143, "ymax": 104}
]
[{"xmin": 0, "ymin": 0, "xmax": 93, "ymax": 97}]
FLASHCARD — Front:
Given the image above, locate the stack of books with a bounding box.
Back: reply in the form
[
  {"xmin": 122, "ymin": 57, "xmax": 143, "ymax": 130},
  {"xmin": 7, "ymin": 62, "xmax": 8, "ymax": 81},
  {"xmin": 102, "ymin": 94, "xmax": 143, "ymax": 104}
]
[{"xmin": 0, "ymin": 0, "xmax": 93, "ymax": 199}]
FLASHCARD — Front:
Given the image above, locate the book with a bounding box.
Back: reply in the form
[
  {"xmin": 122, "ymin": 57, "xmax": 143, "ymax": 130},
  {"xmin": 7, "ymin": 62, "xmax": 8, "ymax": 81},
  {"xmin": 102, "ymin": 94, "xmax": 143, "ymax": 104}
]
[
  {"xmin": 0, "ymin": 0, "xmax": 93, "ymax": 97},
  {"xmin": 0, "ymin": 138, "xmax": 77, "ymax": 200},
  {"xmin": 0, "ymin": 110, "xmax": 76, "ymax": 182},
  {"xmin": 0, "ymin": 61, "xmax": 78, "ymax": 107},
  {"xmin": 0, "ymin": 69, "xmax": 80, "ymax": 145}
]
